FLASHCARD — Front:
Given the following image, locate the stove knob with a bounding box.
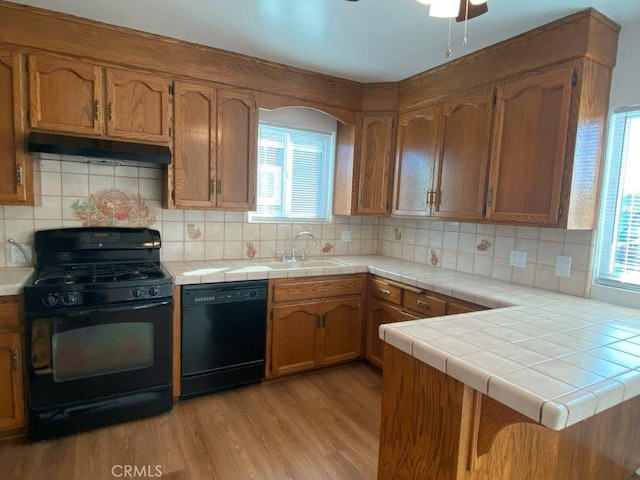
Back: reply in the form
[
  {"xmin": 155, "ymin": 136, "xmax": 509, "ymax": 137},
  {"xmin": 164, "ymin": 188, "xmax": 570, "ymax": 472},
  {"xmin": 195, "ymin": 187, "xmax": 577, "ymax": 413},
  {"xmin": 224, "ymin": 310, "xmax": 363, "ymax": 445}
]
[
  {"xmin": 62, "ymin": 292, "xmax": 77, "ymax": 305},
  {"xmin": 132, "ymin": 287, "xmax": 144, "ymax": 298},
  {"xmin": 248, "ymin": 290, "xmax": 257, "ymax": 299},
  {"xmin": 42, "ymin": 294, "xmax": 58, "ymax": 307},
  {"xmin": 149, "ymin": 287, "xmax": 160, "ymax": 297}
]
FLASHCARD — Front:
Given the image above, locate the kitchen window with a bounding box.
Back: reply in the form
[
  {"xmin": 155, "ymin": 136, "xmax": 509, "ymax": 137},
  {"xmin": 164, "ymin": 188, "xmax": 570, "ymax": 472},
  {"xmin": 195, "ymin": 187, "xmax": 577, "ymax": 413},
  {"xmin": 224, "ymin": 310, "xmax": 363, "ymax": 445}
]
[
  {"xmin": 594, "ymin": 106, "xmax": 640, "ymax": 294},
  {"xmin": 249, "ymin": 115, "xmax": 335, "ymax": 223}
]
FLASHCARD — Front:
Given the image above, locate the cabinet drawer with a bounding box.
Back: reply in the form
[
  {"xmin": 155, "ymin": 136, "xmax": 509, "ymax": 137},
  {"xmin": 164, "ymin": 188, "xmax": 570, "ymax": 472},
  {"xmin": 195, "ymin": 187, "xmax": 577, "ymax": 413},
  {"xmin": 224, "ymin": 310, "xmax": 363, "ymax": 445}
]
[
  {"xmin": 403, "ymin": 291, "xmax": 446, "ymax": 317},
  {"xmin": 448, "ymin": 300, "xmax": 486, "ymax": 315},
  {"xmin": 369, "ymin": 278, "xmax": 402, "ymax": 305},
  {"xmin": 0, "ymin": 299, "xmax": 20, "ymax": 330},
  {"xmin": 272, "ymin": 275, "xmax": 365, "ymax": 302}
]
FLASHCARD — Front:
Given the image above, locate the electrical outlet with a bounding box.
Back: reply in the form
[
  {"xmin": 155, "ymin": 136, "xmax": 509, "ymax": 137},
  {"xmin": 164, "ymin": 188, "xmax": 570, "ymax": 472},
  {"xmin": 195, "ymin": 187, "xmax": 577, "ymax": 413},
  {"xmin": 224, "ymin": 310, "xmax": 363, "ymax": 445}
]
[
  {"xmin": 341, "ymin": 231, "xmax": 352, "ymax": 242},
  {"xmin": 509, "ymin": 250, "xmax": 527, "ymax": 268},
  {"xmin": 555, "ymin": 255, "xmax": 572, "ymax": 278},
  {"xmin": 11, "ymin": 244, "xmax": 32, "ymax": 264}
]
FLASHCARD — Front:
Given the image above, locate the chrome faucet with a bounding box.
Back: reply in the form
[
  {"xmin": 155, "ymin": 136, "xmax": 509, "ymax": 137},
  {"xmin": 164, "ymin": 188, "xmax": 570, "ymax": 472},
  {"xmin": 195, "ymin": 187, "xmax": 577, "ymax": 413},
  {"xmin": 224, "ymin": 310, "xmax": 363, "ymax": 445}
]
[{"xmin": 291, "ymin": 231, "xmax": 318, "ymax": 261}]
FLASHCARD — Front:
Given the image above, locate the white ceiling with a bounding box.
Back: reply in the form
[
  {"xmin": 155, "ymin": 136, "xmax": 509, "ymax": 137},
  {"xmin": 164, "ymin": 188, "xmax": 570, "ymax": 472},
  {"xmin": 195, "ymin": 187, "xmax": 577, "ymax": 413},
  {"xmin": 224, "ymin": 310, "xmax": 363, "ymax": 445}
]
[{"xmin": 8, "ymin": 0, "xmax": 640, "ymax": 82}]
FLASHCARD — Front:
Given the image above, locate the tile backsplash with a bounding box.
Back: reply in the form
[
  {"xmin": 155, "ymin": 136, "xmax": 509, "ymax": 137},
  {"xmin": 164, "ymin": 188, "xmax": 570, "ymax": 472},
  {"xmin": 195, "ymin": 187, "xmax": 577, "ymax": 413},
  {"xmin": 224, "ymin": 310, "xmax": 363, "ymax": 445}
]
[
  {"xmin": 0, "ymin": 157, "xmax": 376, "ymax": 266},
  {"xmin": 377, "ymin": 217, "xmax": 595, "ymax": 297},
  {"xmin": 0, "ymin": 157, "xmax": 596, "ymax": 297}
]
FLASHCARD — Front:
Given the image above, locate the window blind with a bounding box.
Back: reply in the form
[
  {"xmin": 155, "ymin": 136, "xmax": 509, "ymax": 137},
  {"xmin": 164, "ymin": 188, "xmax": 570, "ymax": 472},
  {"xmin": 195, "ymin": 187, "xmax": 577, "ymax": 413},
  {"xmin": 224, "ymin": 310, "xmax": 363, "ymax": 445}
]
[
  {"xmin": 250, "ymin": 123, "xmax": 335, "ymax": 223},
  {"xmin": 595, "ymin": 106, "xmax": 640, "ymax": 290}
]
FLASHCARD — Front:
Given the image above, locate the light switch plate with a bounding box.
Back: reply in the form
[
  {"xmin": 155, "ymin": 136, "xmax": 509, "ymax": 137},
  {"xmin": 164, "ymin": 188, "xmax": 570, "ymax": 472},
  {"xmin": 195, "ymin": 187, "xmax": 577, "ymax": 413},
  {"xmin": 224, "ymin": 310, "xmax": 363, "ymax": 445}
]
[
  {"xmin": 555, "ymin": 255, "xmax": 572, "ymax": 278},
  {"xmin": 10, "ymin": 244, "xmax": 32, "ymax": 264},
  {"xmin": 341, "ymin": 231, "xmax": 352, "ymax": 242},
  {"xmin": 509, "ymin": 250, "xmax": 528, "ymax": 268}
]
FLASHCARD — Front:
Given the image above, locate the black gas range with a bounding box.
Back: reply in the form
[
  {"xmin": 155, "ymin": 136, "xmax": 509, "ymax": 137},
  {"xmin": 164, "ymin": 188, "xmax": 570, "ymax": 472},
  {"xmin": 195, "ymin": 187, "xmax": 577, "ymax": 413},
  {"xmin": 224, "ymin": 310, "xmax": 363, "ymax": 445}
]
[{"xmin": 24, "ymin": 227, "xmax": 174, "ymax": 440}]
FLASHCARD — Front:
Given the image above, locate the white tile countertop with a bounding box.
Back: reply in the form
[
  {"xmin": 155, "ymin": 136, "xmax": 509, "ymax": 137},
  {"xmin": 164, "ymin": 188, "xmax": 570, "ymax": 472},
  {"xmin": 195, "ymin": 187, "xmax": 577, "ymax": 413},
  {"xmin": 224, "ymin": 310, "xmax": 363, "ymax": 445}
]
[
  {"xmin": 166, "ymin": 255, "xmax": 640, "ymax": 430},
  {"xmin": 0, "ymin": 267, "xmax": 33, "ymax": 296}
]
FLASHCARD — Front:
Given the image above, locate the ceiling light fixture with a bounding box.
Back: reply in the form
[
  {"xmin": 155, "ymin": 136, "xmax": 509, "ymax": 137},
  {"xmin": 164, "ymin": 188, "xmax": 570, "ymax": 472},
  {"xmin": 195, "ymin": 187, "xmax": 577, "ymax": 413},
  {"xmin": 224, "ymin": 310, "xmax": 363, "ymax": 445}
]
[
  {"xmin": 429, "ymin": 0, "xmax": 459, "ymax": 18},
  {"xmin": 416, "ymin": 0, "xmax": 489, "ymax": 58}
]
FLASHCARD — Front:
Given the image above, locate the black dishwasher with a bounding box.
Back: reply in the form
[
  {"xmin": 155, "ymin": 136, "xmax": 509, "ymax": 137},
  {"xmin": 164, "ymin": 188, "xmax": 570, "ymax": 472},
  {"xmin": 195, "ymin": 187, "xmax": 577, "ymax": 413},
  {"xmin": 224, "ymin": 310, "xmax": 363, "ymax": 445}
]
[{"xmin": 181, "ymin": 281, "xmax": 267, "ymax": 400}]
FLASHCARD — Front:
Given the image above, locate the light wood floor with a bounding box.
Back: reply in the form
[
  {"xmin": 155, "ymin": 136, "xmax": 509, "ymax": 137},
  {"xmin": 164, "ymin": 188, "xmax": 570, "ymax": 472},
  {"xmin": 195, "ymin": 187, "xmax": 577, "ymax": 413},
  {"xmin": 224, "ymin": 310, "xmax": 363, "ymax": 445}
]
[{"xmin": 0, "ymin": 363, "xmax": 382, "ymax": 480}]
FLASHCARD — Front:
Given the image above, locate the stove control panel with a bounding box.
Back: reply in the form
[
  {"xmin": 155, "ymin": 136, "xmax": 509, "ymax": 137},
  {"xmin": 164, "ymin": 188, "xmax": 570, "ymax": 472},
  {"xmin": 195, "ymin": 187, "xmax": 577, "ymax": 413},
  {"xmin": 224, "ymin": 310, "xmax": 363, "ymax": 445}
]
[{"xmin": 31, "ymin": 283, "xmax": 173, "ymax": 310}]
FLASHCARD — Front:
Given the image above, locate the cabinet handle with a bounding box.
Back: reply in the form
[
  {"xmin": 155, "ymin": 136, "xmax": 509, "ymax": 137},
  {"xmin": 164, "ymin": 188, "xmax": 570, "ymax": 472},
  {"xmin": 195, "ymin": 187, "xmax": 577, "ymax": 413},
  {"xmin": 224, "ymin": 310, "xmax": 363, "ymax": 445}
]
[
  {"xmin": 210, "ymin": 179, "xmax": 216, "ymax": 194},
  {"xmin": 416, "ymin": 300, "xmax": 431, "ymax": 310},
  {"xmin": 377, "ymin": 288, "xmax": 391, "ymax": 295},
  {"xmin": 216, "ymin": 180, "xmax": 222, "ymax": 195},
  {"xmin": 108, "ymin": 102, "xmax": 113, "ymax": 122},
  {"xmin": 16, "ymin": 166, "xmax": 24, "ymax": 187},
  {"xmin": 434, "ymin": 190, "xmax": 440, "ymax": 208},
  {"xmin": 487, "ymin": 188, "xmax": 494, "ymax": 206},
  {"xmin": 426, "ymin": 190, "xmax": 432, "ymax": 206},
  {"xmin": 12, "ymin": 349, "xmax": 18, "ymax": 371},
  {"xmin": 94, "ymin": 100, "xmax": 99, "ymax": 120}
]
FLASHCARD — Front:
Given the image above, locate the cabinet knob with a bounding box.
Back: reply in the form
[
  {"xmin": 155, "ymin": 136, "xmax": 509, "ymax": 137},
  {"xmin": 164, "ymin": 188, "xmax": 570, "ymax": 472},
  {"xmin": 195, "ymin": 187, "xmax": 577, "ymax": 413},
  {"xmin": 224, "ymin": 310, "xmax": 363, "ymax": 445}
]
[
  {"xmin": 487, "ymin": 188, "xmax": 494, "ymax": 206},
  {"xmin": 108, "ymin": 102, "xmax": 114, "ymax": 122}
]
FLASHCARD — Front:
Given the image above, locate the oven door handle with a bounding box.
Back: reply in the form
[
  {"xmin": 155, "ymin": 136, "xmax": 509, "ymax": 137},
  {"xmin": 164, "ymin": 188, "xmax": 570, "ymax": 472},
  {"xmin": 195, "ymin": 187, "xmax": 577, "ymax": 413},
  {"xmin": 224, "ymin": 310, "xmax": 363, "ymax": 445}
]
[{"xmin": 57, "ymin": 299, "xmax": 173, "ymax": 319}]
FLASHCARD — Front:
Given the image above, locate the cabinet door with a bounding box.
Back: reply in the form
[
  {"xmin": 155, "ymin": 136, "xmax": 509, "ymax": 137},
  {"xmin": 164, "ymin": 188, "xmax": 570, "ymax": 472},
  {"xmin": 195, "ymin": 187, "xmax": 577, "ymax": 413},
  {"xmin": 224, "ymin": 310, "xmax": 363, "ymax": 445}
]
[
  {"xmin": 0, "ymin": 50, "xmax": 32, "ymax": 205},
  {"xmin": 172, "ymin": 81, "xmax": 216, "ymax": 209},
  {"xmin": 486, "ymin": 65, "xmax": 574, "ymax": 225},
  {"xmin": 366, "ymin": 298, "xmax": 419, "ymax": 368},
  {"xmin": 271, "ymin": 301, "xmax": 320, "ymax": 376},
  {"xmin": 105, "ymin": 68, "xmax": 170, "ymax": 143},
  {"xmin": 320, "ymin": 296, "xmax": 362, "ymax": 366},
  {"xmin": 0, "ymin": 333, "xmax": 24, "ymax": 432},
  {"xmin": 356, "ymin": 112, "xmax": 396, "ymax": 215},
  {"xmin": 28, "ymin": 55, "xmax": 103, "ymax": 135},
  {"xmin": 216, "ymin": 89, "xmax": 257, "ymax": 210},
  {"xmin": 433, "ymin": 92, "xmax": 493, "ymax": 220},
  {"xmin": 393, "ymin": 107, "xmax": 439, "ymax": 216}
]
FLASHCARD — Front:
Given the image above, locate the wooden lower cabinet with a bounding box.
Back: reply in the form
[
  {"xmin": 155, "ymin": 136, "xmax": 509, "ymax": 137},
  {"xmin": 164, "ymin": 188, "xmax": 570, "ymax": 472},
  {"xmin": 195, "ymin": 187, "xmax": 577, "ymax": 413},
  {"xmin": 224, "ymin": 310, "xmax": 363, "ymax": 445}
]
[
  {"xmin": 268, "ymin": 275, "xmax": 365, "ymax": 378},
  {"xmin": 271, "ymin": 296, "xmax": 363, "ymax": 377},
  {"xmin": 0, "ymin": 296, "xmax": 25, "ymax": 436},
  {"xmin": 365, "ymin": 275, "xmax": 487, "ymax": 369},
  {"xmin": 366, "ymin": 298, "xmax": 420, "ymax": 368}
]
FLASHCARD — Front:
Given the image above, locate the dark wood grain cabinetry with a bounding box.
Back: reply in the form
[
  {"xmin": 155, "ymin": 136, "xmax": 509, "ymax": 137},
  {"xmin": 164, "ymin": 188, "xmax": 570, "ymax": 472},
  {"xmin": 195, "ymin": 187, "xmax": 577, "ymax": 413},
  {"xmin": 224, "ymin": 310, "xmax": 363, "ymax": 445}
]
[
  {"xmin": 267, "ymin": 275, "xmax": 365, "ymax": 378},
  {"xmin": 355, "ymin": 112, "xmax": 396, "ymax": 215},
  {"xmin": 486, "ymin": 64, "xmax": 574, "ymax": 225},
  {"xmin": 28, "ymin": 54, "xmax": 170, "ymax": 143},
  {"xmin": 0, "ymin": 49, "xmax": 32, "ymax": 205},
  {"xmin": 168, "ymin": 81, "xmax": 257, "ymax": 211},
  {"xmin": 365, "ymin": 276, "xmax": 486, "ymax": 368},
  {"xmin": 393, "ymin": 92, "xmax": 492, "ymax": 220},
  {"xmin": 0, "ymin": 296, "xmax": 25, "ymax": 437}
]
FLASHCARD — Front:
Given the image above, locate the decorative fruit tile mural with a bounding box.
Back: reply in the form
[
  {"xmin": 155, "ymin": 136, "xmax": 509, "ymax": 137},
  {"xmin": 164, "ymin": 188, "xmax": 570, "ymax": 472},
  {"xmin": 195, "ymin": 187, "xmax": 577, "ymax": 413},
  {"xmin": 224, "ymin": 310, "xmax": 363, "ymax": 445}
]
[{"xmin": 70, "ymin": 189, "xmax": 157, "ymax": 227}]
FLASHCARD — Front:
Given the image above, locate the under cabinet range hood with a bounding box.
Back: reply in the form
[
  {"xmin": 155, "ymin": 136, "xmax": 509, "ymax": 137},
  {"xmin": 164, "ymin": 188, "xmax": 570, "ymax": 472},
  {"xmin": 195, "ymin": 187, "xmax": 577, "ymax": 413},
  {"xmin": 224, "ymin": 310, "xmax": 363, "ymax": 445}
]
[{"xmin": 27, "ymin": 132, "xmax": 172, "ymax": 165}]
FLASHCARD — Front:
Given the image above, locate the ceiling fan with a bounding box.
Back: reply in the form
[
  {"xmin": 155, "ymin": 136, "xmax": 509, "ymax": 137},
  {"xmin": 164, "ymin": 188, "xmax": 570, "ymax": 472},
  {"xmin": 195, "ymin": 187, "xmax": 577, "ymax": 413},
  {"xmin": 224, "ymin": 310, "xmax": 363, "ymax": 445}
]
[{"xmin": 415, "ymin": 0, "xmax": 488, "ymax": 21}]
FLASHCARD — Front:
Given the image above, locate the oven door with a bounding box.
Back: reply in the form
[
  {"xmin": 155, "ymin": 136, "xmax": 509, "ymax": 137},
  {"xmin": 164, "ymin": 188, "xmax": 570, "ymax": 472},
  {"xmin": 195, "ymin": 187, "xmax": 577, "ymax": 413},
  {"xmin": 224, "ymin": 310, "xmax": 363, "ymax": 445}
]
[{"xmin": 27, "ymin": 300, "xmax": 172, "ymax": 409}]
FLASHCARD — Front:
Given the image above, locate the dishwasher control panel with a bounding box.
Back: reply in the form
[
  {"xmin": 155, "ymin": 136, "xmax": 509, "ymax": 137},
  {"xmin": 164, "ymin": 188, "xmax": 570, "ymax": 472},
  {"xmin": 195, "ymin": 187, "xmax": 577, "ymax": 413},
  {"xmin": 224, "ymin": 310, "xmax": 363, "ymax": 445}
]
[{"xmin": 182, "ymin": 280, "xmax": 267, "ymax": 307}]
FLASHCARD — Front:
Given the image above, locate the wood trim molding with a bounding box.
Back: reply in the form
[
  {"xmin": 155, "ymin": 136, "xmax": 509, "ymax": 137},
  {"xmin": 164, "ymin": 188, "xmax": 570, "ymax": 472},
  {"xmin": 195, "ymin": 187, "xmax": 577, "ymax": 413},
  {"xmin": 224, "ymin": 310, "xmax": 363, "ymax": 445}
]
[
  {"xmin": 398, "ymin": 8, "xmax": 620, "ymax": 110},
  {"xmin": 0, "ymin": 0, "xmax": 362, "ymax": 112}
]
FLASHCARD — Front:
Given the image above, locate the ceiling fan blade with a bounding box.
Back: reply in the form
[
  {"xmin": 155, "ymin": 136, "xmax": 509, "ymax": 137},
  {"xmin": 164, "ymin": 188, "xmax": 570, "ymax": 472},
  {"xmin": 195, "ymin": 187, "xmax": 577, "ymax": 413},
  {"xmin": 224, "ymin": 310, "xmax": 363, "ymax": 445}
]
[{"xmin": 456, "ymin": 0, "xmax": 488, "ymax": 22}]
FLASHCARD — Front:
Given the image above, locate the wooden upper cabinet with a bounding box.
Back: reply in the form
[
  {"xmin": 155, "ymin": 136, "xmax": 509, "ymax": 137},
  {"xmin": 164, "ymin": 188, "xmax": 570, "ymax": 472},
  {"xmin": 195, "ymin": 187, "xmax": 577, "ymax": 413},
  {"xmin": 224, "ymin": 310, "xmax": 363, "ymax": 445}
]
[
  {"xmin": 433, "ymin": 92, "xmax": 493, "ymax": 220},
  {"xmin": 0, "ymin": 49, "xmax": 32, "ymax": 206},
  {"xmin": 169, "ymin": 82, "xmax": 257, "ymax": 211},
  {"xmin": 105, "ymin": 68, "xmax": 170, "ymax": 143},
  {"xmin": 216, "ymin": 89, "xmax": 257, "ymax": 210},
  {"xmin": 356, "ymin": 112, "xmax": 396, "ymax": 215},
  {"xmin": 172, "ymin": 81, "xmax": 216, "ymax": 209},
  {"xmin": 486, "ymin": 65, "xmax": 574, "ymax": 225},
  {"xmin": 393, "ymin": 107, "xmax": 439, "ymax": 216},
  {"xmin": 28, "ymin": 55, "xmax": 170, "ymax": 144},
  {"xmin": 28, "ymin": 55, "xmax": 103, "ymax": 136}
]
